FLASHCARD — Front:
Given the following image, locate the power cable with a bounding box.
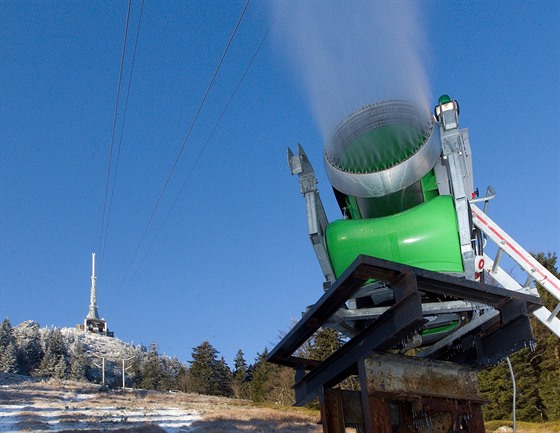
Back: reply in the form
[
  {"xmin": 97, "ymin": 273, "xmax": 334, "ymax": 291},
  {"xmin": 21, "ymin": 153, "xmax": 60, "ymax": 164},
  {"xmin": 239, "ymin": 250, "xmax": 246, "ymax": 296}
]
[
  {"xmin": 112, "ymin": 0, "xmax": 251, "ymax": 299},
  {"xmin": 113, "ymin": 26, "xmax": 270, "ymax": 303},
  {"xmin": 99, "ymin": 0, "xmax": 145, "ymax": 276},
  {"xmin": 98, "ymin": 0, "xmax": 133, "ymax": 273}
]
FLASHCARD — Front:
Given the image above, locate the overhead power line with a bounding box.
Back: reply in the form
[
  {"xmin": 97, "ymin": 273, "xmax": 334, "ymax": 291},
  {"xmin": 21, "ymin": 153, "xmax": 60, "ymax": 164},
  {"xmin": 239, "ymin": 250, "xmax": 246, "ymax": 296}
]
[
  {"xmin": 99, "ymin": 0, "xmax": 145, "ymax": 275},
  {"xmin": 114, "ymin": 26, "xmax": 270, "ymax": 303},
  {"xmin": 112, "ymin": 0, "xmax": 252, "ymax": 299},
  {"xmin": 98, "ymin": 0, "xmax": 133, "ymax": 274}
]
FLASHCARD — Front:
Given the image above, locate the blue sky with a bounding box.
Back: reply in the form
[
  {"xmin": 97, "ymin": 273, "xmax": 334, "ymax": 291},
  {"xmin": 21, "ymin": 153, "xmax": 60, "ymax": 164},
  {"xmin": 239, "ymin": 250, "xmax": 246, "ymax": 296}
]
[{"xmin": 1, "ymin": 0, "xmax": 558, "ymax": 367}]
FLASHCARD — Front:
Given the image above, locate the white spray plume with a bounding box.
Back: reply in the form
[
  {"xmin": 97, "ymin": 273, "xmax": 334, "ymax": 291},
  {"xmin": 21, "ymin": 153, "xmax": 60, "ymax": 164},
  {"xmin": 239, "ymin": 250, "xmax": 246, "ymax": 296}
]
[{"xmin": 271, "ymin": 1, "xmax": 432, "ymax": 140}]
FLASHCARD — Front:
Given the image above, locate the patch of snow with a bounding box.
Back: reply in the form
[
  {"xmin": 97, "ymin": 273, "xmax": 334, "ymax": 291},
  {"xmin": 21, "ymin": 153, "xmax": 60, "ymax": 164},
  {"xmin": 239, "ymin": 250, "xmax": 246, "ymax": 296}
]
[{"xmin": 0, "ymin": 402, "xmax": 201, "ymax": 433}]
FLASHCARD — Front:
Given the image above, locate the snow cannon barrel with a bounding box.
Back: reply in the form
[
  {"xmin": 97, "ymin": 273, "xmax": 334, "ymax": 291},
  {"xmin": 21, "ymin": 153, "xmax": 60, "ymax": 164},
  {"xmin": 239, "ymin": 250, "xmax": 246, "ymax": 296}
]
[
  {"xmin": 324, "ymin": 100, "xmax": 441, "ymax": 218},
  {"xmin": 323, "ymin": 99, "xmax": 465, "ymax": 278}
]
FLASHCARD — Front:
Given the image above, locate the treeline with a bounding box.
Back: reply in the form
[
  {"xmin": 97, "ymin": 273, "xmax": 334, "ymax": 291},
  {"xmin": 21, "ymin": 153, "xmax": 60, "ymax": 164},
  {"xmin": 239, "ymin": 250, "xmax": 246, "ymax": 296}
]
[{"xmin": 0, "ymin": 319, "xmax": 307, "ymax": 405}]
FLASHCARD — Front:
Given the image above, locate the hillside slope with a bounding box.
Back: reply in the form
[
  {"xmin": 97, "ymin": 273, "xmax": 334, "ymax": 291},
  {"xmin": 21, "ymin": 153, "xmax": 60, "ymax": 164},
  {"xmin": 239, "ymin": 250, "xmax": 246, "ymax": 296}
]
[{"xmin": 0, "ymin": 373, "xmax": 321, "ymax": 433}]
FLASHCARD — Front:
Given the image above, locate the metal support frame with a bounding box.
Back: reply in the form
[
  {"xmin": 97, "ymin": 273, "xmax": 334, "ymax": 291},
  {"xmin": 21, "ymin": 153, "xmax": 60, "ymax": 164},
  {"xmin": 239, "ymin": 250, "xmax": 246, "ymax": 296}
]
[
  {"xmin": 439, "ymin": 124, "xmax": 476, "ymax": 280},
  {"xmin": 288, "ymin": 144, "xmax": 336, "ymax": 284},
  {"xmin": 293, "ymin": 288, "xmax": 424, "ymax": 405},
  {"xmin": 268, "ymin": 255, "xmax": 542, "ymax": 411}
]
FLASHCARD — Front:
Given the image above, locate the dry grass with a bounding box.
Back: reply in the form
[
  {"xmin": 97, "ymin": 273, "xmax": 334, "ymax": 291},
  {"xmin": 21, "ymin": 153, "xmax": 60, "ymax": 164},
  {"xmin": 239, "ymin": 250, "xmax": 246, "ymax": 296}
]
[
  {"xmin": 485, "ymin": 420, "xmax": 560, "ymax": 433},
  {"xmin": 0, "ymin": 373, "xmax": 321, "ymax": 432},
  {"xmin": 3, "ymin": 374, "xmax": 560, "ymax": 433},
  {"xmin": 189, "ymin": 407, "xmax": 322, "ymax": 432}
]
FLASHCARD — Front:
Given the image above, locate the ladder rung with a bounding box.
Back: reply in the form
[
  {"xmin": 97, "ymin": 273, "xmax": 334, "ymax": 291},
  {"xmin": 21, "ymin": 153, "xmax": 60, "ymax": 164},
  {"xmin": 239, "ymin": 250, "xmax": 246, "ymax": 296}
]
[
  {"xmin": 523, "ymin": 274, "xmax": 534, "ymax": 290},
  {"xmin": 492, "ymin": 248, "xmax": 504, "ymax": 274},
  {"xmin": 548, "ymin": 302, "xmax": 560, "ymax": 322}
]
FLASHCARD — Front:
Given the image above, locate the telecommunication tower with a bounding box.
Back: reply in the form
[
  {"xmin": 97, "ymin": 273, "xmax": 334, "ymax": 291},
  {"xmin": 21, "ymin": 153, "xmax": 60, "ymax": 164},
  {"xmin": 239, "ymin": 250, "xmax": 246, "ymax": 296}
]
[{"xmin": 77, "ymin": 253, "xmax": 113, "ymax": 337}]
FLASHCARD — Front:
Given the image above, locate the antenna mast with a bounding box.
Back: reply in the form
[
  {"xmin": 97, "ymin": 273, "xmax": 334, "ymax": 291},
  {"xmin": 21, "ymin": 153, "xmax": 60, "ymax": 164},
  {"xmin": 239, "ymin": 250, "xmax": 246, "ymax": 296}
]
[{"xmin": 87, "ymin": 252, "xmax": 100, "ymax": 319}]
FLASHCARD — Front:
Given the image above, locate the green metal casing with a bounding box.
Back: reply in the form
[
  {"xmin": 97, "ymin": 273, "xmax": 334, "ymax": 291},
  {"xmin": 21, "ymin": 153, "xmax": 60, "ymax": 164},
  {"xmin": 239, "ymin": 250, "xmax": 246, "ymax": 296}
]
[{"xmin": 325, "ymin": 195, "xmax": 464, "ymax": 279}]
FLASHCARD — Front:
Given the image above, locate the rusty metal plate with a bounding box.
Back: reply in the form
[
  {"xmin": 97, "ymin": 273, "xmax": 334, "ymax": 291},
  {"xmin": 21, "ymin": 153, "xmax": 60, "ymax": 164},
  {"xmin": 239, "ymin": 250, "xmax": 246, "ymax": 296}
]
[{"xmin": 361, "ymin": 352, "xmax": 480, "ymax": 400}]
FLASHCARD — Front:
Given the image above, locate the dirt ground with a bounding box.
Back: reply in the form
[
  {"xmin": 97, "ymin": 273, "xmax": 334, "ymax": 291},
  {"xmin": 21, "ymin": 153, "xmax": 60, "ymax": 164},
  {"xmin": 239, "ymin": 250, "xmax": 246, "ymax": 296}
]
[
  {"xmin": 0, "ymin": 373, "xmax": 321, "ymax": 433},
  {"xmin": 3, "ymin": 374, "xmax": 558, "ymax": 433}
]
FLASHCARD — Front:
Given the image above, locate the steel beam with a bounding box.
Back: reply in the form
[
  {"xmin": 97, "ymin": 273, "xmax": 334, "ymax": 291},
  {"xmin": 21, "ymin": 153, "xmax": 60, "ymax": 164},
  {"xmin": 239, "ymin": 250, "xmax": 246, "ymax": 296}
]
[
  {"xmin": 267, "ymin": 257, "xmax": 371, "ymax": 365},
  {"xmin": 293, "ymin": 290, "xmax": 425, "ymax": 406}
]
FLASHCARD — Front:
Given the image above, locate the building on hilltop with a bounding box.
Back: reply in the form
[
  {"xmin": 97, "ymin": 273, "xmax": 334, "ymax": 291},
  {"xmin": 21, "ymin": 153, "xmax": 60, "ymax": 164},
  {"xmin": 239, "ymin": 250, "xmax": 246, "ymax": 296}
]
[{"xmin": 76, "ymin": 253, "xmax": 114, "ymax": 337}]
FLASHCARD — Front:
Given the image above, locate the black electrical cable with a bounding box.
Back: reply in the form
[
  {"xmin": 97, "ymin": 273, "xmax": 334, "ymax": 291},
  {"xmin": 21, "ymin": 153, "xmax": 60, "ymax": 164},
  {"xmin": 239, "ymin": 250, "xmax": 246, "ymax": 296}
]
[
  {"xmin": 112, "ymin": 0, "xmax": 251, "ymax": 299},
  {"xmin": 97, "ymin": 0, "xmax": 133, "ymax": 274},
  {"xmin": 99, "ymin": 0, "xmax": 145, "ymax": 276},
  {"xmin": 114, "ymin": 27, "xmax": 271, "ymax": 303}
]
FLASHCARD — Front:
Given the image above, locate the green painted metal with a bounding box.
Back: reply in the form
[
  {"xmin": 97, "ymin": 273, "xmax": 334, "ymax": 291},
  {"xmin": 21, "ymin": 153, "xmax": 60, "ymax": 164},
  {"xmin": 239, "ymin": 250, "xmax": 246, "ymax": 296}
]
[
  {"xmin": 325, "ymin": 195, "xmax": 464, "ymax": 278},
  {"xmin": 422, "ymin": 321, "xmax": 460, "ymax": 336},
  {"xmin": 438, "ymin": 94, "xmax": 452, "ymax": 105},
  {"xmin": 420, "ymin": 170, "xmax": 439, "ymax": 202},
  {"xmin": 334, "ymin": 124, "xmax": 427, "ymax": 173}
]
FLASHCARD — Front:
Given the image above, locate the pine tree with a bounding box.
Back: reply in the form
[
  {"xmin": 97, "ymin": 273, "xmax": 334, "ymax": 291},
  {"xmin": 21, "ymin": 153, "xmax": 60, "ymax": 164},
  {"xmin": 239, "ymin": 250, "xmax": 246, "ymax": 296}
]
[
  {"xmin": 215, "ymin": 356, "xmax": 233, "ymax": 397},
  {"xmin": 232, "ymin": 349, "xmax": 250, "ymax": 399},
  {"xmin": 532, "ymin": 252, "xmax": 560, "ymax": 420},
  {"xmin": 54, "ymin": 355, "xmax": 68, "ymax": 379},
  {"xmin": 188, "ymin": 340, "xmax": 223, "ymax": 396},
  {"xmin": 250, "ymin": 348, "xmax": 273, "ymax": 403},
  {"xmin": 126, "ymin": 345, "xmax": 146, "ymax": 388},
  {"xmin": 0, "ymin": 342, "xmax": 18, "ymax": 373},
  {"xmin": 0, "ymin": 318, "xmax": 17, "ymax": 373},
  {"xmin": 250, "ymin": 348, "xmax": 294, "ymax": 405},
  {"xmin": 35, "ymin": 328, "xmax": 68, "ymax": 378},
  {"xmin": 140, "ymin": 343, "xmax": 163, "ymax": 390},
  {"xmin": 15, "ymin": 322, "xmax": 43, "ymax": 375},
  {"xmin": 306, "ymin": 327, "xmax": 342, "ymax": 361},
  {"xmin": 161, "ymin": 356, "xmax": 184, "ymax": 391},
  {"xmin": 176, "ymin": 364, "xmax": 190, "ymax": 393},
  {"xmin": 0, "ymin": 318, "xmax": 16, "ymax": 349},
  {"xmin": 69, "ymin": 341, "xmax": 88, "ymax": 381},
  {"xmin": 479, "ymin": 359, "xmax": 512, "ymax": 420},
  {"xmin": 35, "ymin": 348, "xmax": 59, "ymax": 378}
]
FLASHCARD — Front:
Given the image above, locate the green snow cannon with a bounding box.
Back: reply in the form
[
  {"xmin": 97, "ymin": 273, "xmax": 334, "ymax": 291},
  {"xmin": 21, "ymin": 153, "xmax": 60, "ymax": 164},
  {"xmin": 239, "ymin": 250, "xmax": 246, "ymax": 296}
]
[{"xmin": 323, "ymin": 100, "xmax": 463, "ymax": 278}]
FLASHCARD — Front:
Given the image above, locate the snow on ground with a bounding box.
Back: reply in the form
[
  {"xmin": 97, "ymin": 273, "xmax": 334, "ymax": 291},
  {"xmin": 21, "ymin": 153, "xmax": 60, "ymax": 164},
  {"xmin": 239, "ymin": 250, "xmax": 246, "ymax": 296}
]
[
  {"xmin": 0, "ymin": 403, "xmax": 200, "ymax": 433},
  {"xmin": 0, "ymin": 374, "xmax": 201, "ymax": 432},
  {"xmin": 0, "ymin": 373, "xmax": 323, "ymax": 433}
]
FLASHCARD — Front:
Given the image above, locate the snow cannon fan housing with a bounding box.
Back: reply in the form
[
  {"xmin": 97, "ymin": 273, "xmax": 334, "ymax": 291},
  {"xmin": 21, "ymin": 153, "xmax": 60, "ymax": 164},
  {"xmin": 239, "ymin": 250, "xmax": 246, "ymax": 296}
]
[{"xmin": 323, "ymin": 100, "xmax": 466, "ymax": 278}]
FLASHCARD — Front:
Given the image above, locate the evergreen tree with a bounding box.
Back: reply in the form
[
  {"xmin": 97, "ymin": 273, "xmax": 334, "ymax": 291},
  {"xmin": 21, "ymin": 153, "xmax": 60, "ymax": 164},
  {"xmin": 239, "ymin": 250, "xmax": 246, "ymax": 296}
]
[
  {"xmin": 0, "ymin": 318, "xmax": 16, "ymax": 349},
  {"xmin": 513, "ymin": 350, "xmax": 542, "ymax": 421},
  {"xmin": 15, "ymin": 322, "xmax": 43, "ymax": 375},
  {"xmin": 176, "ymin": 364, "xmax": 190, "ymax": 393},
  {"xmin": 35, "ymin": 328, "xmax": 68, "ymax": 378},
  {"xmin": 215, "ymin": 356, "xmax": 233, "ymax": 397},
  {"xmin": 125, "ymin": 345, "xmax": 146, "ymax": 388},
  {"xmin": 479, "ymin": 359, "xmax": 512, "ymax": 420},
  {"xmin": 35, "ymin": 349, "xmax": 57, "ymax": 377},
  {"xmin": 161, "ymin": 356, "xmax": 184, "ymax": 391},
  {"xmin": 0, "ymin": 342, "xmax": 18, "ymax": 373},
  {"xmin": 140, "ymin": 343, "xmax": 163, "ymax": 390},
  {"xmin": 306, "ymin": 327, "xmax": 342, "ymax": 361},
  {"xmin": 232, "ymin": 349, "xmax": 250, "ymax": 399},
  {"xmin": 69, "ymin": 341, "xmax": 88, "ymax": 381},
  {"xmin": 250, "ymin": 348, "xmax": 294, "ymax": 405},
  {"xmin": 188, "ymin": 340, "xmax": 224, "ymax": 396},
  {"xmin": 532, "ymin": 252, "xmax": 560, "ymax": 420},
  {"xmin": 54, "ymin": 355, "xmax": 68, "ymax": 379}
]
